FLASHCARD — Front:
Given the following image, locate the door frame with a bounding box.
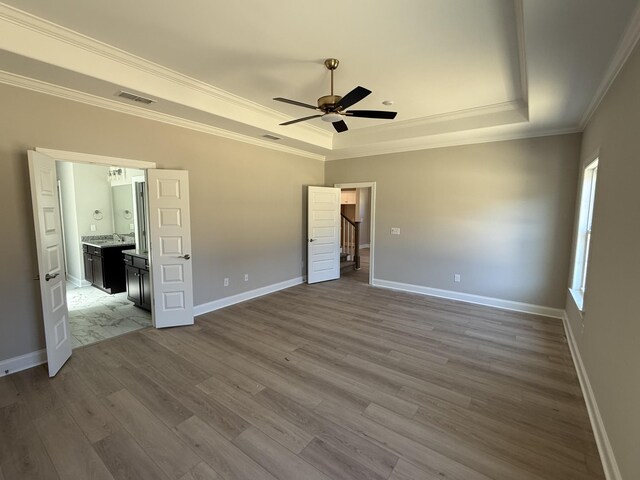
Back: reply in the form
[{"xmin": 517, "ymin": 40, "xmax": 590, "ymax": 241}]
[
  {"xmin": 35, "ymin": 148, "xmax": 157, "ymax": 323},
  {"xmin": 334, "ymin": 182, "xmax": 376, "ymax": 285}
]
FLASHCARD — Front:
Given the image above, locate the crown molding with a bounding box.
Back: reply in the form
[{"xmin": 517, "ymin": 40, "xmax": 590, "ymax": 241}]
[
  {"xmin": 0, "ymin": 3, "xmax": 332, "ymax": 148},
  {"xmin": 1, "ymin": 1, "xmax": 591, "ymax": 163},
  {"xmin": 514, "ymin": 0, "xmax": 529, "ymax": 106},
  {"xmin": 0, "ymin": 70, "xmax": 326, "ymax": 161},
  {"xmin": 580, "ymin": 1, "xmax": 640, "ymax": 128},
  {"xmin": 354, "ymin": 99, "xmax": 525, "ymax": 132},
  {"xmin": 326, "ymin": 125, "xmax": 582, "ymax": 161},
  {"xmin": 333, "ymin": 99, "xmax": 528, "ymax": 151}
]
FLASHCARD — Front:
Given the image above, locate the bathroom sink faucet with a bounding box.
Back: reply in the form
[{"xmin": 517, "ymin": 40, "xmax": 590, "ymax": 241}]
[{"xmin": 113, "ymin": 233, "xmax": 123, "ymax": 242}]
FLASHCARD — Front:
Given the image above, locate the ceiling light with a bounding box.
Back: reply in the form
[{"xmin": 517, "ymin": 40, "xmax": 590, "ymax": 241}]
[
  {"xmin": 321, "ymin": 113, "xmax": 343, "ymax": 123},
  {"xmin": 382, "ymin": 100, "xmax": 394, "ymax": 106}
]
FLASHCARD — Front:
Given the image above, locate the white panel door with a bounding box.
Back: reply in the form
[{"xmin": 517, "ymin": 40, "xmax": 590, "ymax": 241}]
[
  {"xmin": 28, "ymin": 150, "xmax": 71, "ymax": 377},
  {"xmin": 307, "ymin": 186, "xmax": 341, "ymax": 284},
  {"xmin": 147, "ymin": 169, "xmax": 194, "ymax": 328}
]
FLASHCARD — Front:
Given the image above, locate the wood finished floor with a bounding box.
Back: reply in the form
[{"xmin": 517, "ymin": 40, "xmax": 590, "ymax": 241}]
[{"xmin": 0, "ymin": 273, "xmax": 604, "ymax": 480}]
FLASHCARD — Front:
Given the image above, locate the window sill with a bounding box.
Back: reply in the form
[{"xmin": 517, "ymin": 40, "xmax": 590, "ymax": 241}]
[{"xmin": 569, "ymin": 288, "xmax": 585, "ymax": 315}]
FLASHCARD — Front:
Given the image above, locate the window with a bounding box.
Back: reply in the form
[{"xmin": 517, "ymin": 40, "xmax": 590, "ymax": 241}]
[{"xmin": 571, "ymin": 158, "xmax": 598, "ymax": 310}]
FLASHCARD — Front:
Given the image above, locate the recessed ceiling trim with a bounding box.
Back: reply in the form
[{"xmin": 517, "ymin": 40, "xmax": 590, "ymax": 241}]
[
  {"xmin": 332, "ymin": 99, "xmax": 528, "ymax": 150},
  {"xmin": 514, "ymin": 0, "xmax": 529, "ymax": 105},
  {"xmin": 365, "ymin": 99, "xmax": 525, "ymax": 130},
  {"xmin": 0, "ymin": 3, "xmax": 332, "ymax": 149},
  {"xmin": 0, "ymin": 69, "xmax": 326, "ymax": 161},
  {"xmin": 326, "ymin": 125, "xmax": 582, "ymax": 162},
  {"xmin": 579, "ymin": 1, "xmax": 640, "ymax": 128}
]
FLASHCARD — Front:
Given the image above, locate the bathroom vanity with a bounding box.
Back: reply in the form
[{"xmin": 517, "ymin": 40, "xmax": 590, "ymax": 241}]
[
  {"xmin": 82, "ymin": 236, "xmax": 135, "ymax": 294},
  {"xmin": 123, "ymin": 249, "xmax": 151, "ymax": 311}
]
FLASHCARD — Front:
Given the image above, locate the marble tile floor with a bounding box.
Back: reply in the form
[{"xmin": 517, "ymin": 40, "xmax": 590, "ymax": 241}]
[{"xmin": 66, "ymin": 283, "xmax": 152, "ymax": 348}]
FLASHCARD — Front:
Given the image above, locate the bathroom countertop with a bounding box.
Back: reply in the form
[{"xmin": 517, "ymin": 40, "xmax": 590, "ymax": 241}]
[
  {"xmin": 83, "ymin": 239, "xmax": 136, "ymax": 248},
  {"xmin": 82, "ymin": 234, "xmax": 135, "ymax": 249},
  {"xmin": 122, "ymin": 248, "xmax": 148, "ymax": 259}
]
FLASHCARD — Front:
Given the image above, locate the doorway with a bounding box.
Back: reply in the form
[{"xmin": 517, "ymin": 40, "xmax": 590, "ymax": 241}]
[
  {"xmin": 335, "ymin": 182, "xmax": 376, "ymax": 285},
  {"xmin": 30, "ymin": 148, "xmax": 195, "ymax": 376},
  {"xmin": 56, "ymin": 160, "xmax": 152, "ymax": 348}
]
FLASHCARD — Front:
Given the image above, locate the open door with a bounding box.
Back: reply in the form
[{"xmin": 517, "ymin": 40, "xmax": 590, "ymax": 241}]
[
  {"xmin": 28, "ymin": 150, "xmax": 72, "ymax": 377},
  {"xmin": 307, "ymin": 186, "xmax": 341, "ymax": 284},
  {"xmin": 147, "ymin": 169, "xmax": 194, "ymax": 327}
]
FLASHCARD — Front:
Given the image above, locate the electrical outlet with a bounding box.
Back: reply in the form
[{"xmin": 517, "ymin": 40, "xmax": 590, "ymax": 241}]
[
  {"xmin": 90, "ymin": 224, "xmax": 97, "ymax": 232},
  {"xmin": 391, "ymin": 227, "xmax": 401, "ymax": 235},
  {"xmin": 454, "ymin": 274, "xmax": 461, "ymax": 283},
  {"xmin": 244, "ymin": 274, "xmax": 249, "ymax": 282},
  {"xmin": 223, "ymin": 277, "xmax": 229, "ymax": 287}
]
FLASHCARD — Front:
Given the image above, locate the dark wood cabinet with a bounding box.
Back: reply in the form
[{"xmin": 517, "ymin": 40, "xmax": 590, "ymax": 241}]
[
  {"xmin": 124, "ymin": 252, "xmax": 151, "ymax": 311},
  {"xmin": 82, "ymin": 244, "xmax": 128, "ymax": 294}
]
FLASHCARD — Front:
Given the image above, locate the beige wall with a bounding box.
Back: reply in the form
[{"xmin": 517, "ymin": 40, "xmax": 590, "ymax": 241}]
[
  {"xmin": 326, "ymin": 134, "xmax": 581, "ymax": 308},
  {"xmin": 0, "ymin": 83, "xmax": 323, "ymax": 362},
  {"xmin": 565, "ymin": 42, "xmax": 640, "ymax": 478}
]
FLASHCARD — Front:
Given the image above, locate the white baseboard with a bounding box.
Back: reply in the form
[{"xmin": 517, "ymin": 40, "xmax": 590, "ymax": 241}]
[
  {"xmin": 371, "ymin": 278, "xmax": 564, "ymax": 319},
  {"xmin": 1, "ymin": 277, "xmax": 306, "ymax": 377},
  {"xmin": 0, "ymin": 349, "xmax": 46, "ymax": 377},
  {"xmin": 194, "ymin": 276, "xmax": 305, "ymax": 317},
  {"xmin": 562, "ymin": 313, "xmax": 621, "ymax": 480}
]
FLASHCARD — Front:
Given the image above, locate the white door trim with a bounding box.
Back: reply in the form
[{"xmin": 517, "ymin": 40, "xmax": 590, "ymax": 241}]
[
  {"xmin": 32, "ymin": 147, "xmax": 158, "ymax": 334},
  {"xmin": 36, "ymin": 148, "xmax": 156, "ymax": 169},
  {"xmin": 334, "ymin": 182, "xmax": 376, "ymax": 285}
]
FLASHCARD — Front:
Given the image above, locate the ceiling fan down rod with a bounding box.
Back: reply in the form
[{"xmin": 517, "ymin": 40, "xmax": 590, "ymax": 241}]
[{"xmin": 324, "ymin": 58, "xmax": 339, "ymax": 97}]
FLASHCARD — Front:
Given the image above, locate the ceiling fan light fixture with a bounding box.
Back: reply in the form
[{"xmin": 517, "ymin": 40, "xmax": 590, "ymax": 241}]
[
  {"xmin": 322, "ymin": 112, "xmax": 343, "ymax": 123},
  {"xmin": 274, "ymin": 59, "xmax": 397, "ymax": 132}
]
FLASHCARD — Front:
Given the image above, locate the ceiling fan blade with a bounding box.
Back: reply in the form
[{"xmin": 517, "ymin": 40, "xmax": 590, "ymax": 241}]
[
  {"xmin": 346, "ymin": 110, "xmax": 398, "ymax": 119},
  {"xmin": 279, "ymin": 114, "xmax": 323, "ymax": 126},
  {"xmin": 333, "ymin": 120, "xmax": 348, "ymax": 133},
  {"xmin": 335, "ymin": 86, "xmax": 371, "ymax": 110},
  {"xmin": 273, "ymin": 97, "xmax": 319, "ymax": 110}
]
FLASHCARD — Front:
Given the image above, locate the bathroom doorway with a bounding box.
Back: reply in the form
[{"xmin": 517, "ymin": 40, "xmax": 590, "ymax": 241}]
[{"xmin": 56, "ymin": 160, "xmax": 152, "ymax": 348}]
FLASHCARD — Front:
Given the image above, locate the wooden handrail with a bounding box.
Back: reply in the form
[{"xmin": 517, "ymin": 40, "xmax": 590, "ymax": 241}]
[
  {"xmin": 340, "ymin": 213, "xmax": 357, "ymax": 227},
  {"xmin": 340, "ymin": 213, "xmax": 361, "ymax": 270}
]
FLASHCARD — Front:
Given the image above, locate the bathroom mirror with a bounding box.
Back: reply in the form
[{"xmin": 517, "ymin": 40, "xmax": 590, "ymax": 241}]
[{"xmin": 111, "ymin": 184, "xmax": 135, "ymax": 234}]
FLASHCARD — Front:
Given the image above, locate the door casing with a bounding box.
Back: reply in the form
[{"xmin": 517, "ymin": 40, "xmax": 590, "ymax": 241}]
[
  {"xmin": 334, "ymin": 182, "xmax": 376, "ymax": 285},
  {"xmin": 31, "ymin": 148, "xmax": 157, "ymax": 373}
]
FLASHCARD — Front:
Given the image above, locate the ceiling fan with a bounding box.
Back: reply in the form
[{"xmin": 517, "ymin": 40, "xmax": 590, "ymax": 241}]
[{"xmin": 274, "ymin": 58, "xmax": 397, "ymax": 133}]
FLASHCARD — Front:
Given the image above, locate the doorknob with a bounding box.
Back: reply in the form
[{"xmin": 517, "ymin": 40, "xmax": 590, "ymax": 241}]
[
  {"xmin": 178, "ymin": 254, "xmax": 191, "ymax": 260},
  {"xmin": 309, "ymin": 239, "xmax": 315, "ymax": 242},
  {"xmin": 45, "ymin": 272, "xmax": 59, "ymax": 281}
]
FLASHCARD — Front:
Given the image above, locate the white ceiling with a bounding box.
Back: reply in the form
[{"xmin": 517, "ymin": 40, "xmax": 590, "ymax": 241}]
[{"xmin": 0, "ymin": 0, "xmax": 639, "ymax": 160}]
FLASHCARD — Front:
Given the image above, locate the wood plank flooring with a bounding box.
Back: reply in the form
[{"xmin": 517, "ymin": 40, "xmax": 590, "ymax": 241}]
[{"xmin": 0, "ymin": 274, "xmax": 604, "ymax": 479}]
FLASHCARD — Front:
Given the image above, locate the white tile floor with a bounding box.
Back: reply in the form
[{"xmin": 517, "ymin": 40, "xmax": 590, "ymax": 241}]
[{"xmin": 66, "ymin": 283, "xmax": 152, "ymax": 348}]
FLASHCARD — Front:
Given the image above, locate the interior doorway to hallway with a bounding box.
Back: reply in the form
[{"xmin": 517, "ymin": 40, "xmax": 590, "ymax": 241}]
[{"xmin": 335, "ymin": 182, "xmax": 376, "ymax": 285}]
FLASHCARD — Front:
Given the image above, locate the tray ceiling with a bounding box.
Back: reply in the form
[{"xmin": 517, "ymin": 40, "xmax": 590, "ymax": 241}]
[{"xmin": 0, "ymin": 0, "xmax": 639, "ymax": 160}]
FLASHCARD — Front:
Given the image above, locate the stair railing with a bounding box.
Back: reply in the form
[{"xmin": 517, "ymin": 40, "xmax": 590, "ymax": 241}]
[{"xmin": 340, "ymin": 213, "xmax": 361, "ymax": 270}]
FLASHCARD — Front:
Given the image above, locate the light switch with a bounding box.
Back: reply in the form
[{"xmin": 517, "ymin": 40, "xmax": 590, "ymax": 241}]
[
  {"xmin": 90, "ymin": 224, "xmax": 97, "ymax": 232},
  {"xmin": 130, "ymin": 223, "xmax": 134, "ymax": 230},
  {"xmin": 391, "ymin": 227, "xmax": 401, "ymax": 235}
]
